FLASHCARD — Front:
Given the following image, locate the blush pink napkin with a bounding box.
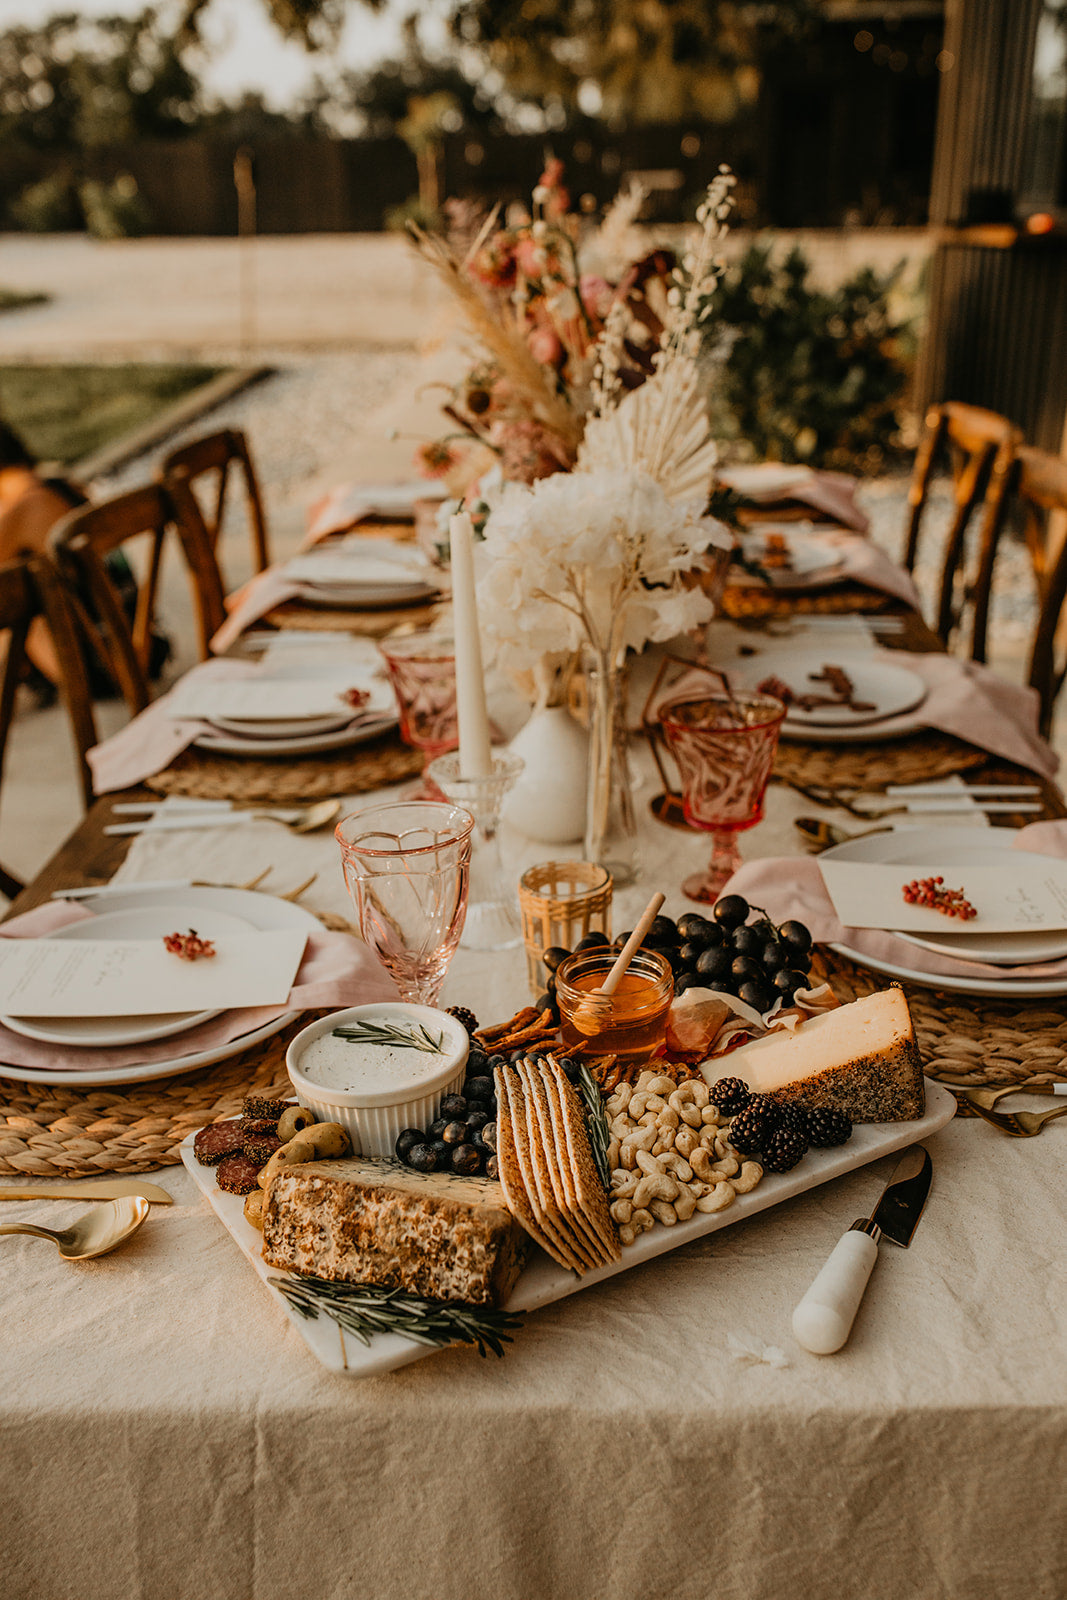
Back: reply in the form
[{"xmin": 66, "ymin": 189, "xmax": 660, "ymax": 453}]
[
  {"xmin": 743, "ymin": 531, "xmax": 921, "ymax": 606},
  {"xmin": 0, "ymin": 900, "xmax": 396, "ymax": 1073},
  {"xmin": 210, "ymin": 570, "xmax": 308, "ymax": 654},
  {"xmin": 723, "ymin": 821, "xmax": 1067, "ymax": 982},
  {"xmin": 718, "ymin": 466, "xmax": 870, "ymax": 533},
  {"xmin": 88, "ymin": 657, "xmax": 259, "ymax": 793}
]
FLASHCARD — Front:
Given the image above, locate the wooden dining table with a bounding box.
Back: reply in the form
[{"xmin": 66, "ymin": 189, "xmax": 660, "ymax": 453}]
[{"xmin": 3, "ymin": 543, "xmax": 1067, "ymax": 1600}]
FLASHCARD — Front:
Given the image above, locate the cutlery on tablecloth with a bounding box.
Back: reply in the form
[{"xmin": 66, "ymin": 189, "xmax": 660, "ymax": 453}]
[
  {"xmin": 954, "ymin": 1098, "xmax": 1067, "ymax": 1138},
  {"xmin": 51, "ymin": 869, "xmax": 274, "ymax": 900},
  {"xmin": 0, "ymin": 1179, "xmax": 173, "ymax": 1204},
  {"xmin": 954, "ymin": 1083, "xmax": 1067, "ymax": 1107},
  {"xmin": 792, "ymin": 1145, "xmax": 932, "ymax": 1354},
  {"xmin": 0, "ymin": 1196, "xmax": 150, "ymax": 1260},
  {"xmin": 103, "ymin": 800, "xmax": 341, "ymax": 836}
]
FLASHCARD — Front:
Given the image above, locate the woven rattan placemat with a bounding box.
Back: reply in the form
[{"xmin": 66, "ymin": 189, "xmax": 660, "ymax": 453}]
[
  {"xmin": 146, "ymin": 730, "xmax": 424, "ymax": 802},
  {"xmin": 0, "ymin": 1015, "xmax": 311, "ymax": 1177},
  {"xmin": 818, "ymin": 950, "xmax": 1067, "ymax": 1089},
  {"xmin": 721, "ymin": 583, "xmax": 895, "ymax": 620},
  {"xmin": 772, "ymin": 728, "xmax": 989, "ymax": 790}
]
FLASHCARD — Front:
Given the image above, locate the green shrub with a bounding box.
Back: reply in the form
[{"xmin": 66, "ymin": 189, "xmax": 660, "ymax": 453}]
[
  {"xmin": 79, "ymin": 174, "xmax": 152, "ymax": 239},
  {"xmin": 699, "ymin": 242, "xmax": 912, "ymax": 475},
  {"xmin": 11, "ymin": 171, "xmax": 81, "ymax": 232}
]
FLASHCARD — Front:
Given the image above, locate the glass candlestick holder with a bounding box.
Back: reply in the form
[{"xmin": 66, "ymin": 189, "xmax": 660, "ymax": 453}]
[{"xmin": 426, "ymin": 751, "xmax": 525, "ymax": 950}]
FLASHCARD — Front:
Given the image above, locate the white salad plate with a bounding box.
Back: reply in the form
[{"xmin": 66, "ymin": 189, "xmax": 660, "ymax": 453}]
[
  {"xmin": 821, "ymin": 826, "xmax": 1067, "ymax": 987},
  {"xmin": 0, "ymin": 905, "xmax": 256, "ymax": 1047},
  {"xmin": 182, "ymin": 1081, "xmax": 955, "ymax": 1378},
  {"xmin": 206, "ymin": 712, "xmax": 355, "ymax": 740},
  {"xmin": 0, "ymin": 886, "xmax": 324, "ymax": 1087},
  {"xmin": 736, "ymin": 529, "xmax": 845, "ymax": 589},
  {"xmin": 291, "ymin": 581, "xmax": 440, "ymax": 610},
  {"xmin": 194, "ymin": 715, "xmax": 396, "ymax": 758},
  {"xmin": 734, "ymin": 651, "xmax": 927, "ymax": 734}
]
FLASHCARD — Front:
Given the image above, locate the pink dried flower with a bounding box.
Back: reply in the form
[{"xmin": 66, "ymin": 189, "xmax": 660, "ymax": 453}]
[{"xmin": 415, "ymin": 439, "xmax": 461, "ymax": 479}]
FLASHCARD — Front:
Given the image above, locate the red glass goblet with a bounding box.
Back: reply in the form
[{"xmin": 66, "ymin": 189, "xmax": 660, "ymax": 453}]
[
  {"xmin": 378, "ymin": 631, "xmax": 458, "ymax": 799},
  {"xmin": 658, "ymin": 690, "xmax": 787, "ymax": 902}
]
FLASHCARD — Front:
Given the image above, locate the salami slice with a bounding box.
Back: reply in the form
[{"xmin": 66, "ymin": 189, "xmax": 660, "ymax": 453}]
[
  {"xmin": 240, "ymin": 1117, "xmax": 279, "ymax": 1138},
  {"xmin": 193, "ymin": 1119, "xmax": 247, "ymax": 1166},
  {"xmin": 242, "ymin": 1096, "xmax": 288, "ymax": 1121},
  {"xmin": 242, "ymin": 1133, "xmax": 281, "ymax": 1163},
  {"xmin": 216, "ymin": 1151, "xmax": 263, "ymax": 1195}
]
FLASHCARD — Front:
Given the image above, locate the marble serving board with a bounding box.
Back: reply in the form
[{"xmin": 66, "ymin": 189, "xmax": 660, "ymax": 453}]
[{"xmin": 181, "ymin": 1079, "xmax": 956, "ymax": 1378}]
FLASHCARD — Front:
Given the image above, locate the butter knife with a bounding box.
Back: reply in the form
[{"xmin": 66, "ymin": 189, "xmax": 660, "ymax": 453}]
[
  {"xmin": 792, "ymin": 1145, "xmax": 931, "ymax": 1354},
  {"xmin": 0, "ymin": 1179, "xmax": 173, "ymax": 1204}
]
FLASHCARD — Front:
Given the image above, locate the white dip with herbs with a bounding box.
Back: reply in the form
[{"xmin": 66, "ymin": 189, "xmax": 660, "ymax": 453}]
[{"xmin": 298, "ymin": 1025, "xmax": 452, "ymax": 1094}]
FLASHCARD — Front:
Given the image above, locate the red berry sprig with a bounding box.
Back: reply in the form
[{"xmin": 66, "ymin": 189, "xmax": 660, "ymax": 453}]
[
  {"xmin": 902, "ymin": 876, "xmax": 977, "ymax": 920},
  {"xmin": 163, "ymin": 929, "xmax": 217, "ymax": 960}
]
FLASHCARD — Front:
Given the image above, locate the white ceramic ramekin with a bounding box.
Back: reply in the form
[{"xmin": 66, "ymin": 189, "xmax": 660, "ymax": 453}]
[{"xmin": 286, "ymin": 1003, "xmax": 469, "ymax": 1159}]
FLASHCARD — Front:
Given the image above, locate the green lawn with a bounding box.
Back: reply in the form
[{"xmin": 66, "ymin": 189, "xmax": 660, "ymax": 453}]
[{"xmin": 0, "ymin": 362, "xmax": 225, "ymax": 466}]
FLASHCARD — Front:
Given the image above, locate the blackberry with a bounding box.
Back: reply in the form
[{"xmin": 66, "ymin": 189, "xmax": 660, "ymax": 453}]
[
  {"xmin": 727, "ymin": 1096, "xmax": 779, "ymax": 1154},
  {"xmin": 773, "ymin": 1099, "xmax": 811, "ymax": 1136},
  {"xmin": 446, "ymin": 1005, "xmax": 479, "ymax": 1035},
  {"xmin": 762, "ymin": 1125, "xmax": 808, "ymax": 1173},
  {"xmin": 710, "ymin": 1077, "xmax": 752, "ymax": 1116},
  {"xmin": 806, "ymin": 1105, "xmax": 853, "ymax": 1148}
]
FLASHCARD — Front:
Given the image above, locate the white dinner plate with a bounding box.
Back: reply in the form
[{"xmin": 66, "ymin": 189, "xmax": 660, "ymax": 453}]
[
  {"xmin": 735, "ymin": 529, "xmax": 845, "ymax": 589},
  {"xmin": 290, "ymin": 581, "xmax": 440, "ymax": 610},
  {"xmin": 194, "ymin": 715, "xmax": 396, "ymax": 758},
  {"xmin": 182, "ymin": 1080, "xmax": 956, "ymax": 1378},
  {"xmin": 821, "ymin": 826, "xmax": 1067, "ymax": 985},
  {"xmin": 206, "ymin": 712, "xmax": 354, "ymax": 739},
  {"xmin": 1, "ymin": 905, "xmax": 257, "ymax": 1047},
  {"xmin": 734, "ymin": 651, "xmax": 927, "ymax": 732},
  {"xmin": 0, "ymin": 886, "xmax": 325, "ymax": 1087}
]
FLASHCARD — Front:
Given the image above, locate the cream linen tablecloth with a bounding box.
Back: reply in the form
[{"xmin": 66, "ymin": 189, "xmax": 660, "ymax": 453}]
[{"xmin": 3, "ymin": 762, "xmax": 1067, "ymax": 1600}]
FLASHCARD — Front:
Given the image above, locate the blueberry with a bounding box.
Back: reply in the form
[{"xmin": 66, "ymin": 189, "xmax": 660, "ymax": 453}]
[
  {"xmin": 556, "ymin": 1057, "xmax": 582, "ymax": 1084},
  {"xmin": 430, "ymin": 1139, "xmax": 451, "ymax": 1167},
  {"xmin": 476, "ymin": 1121, "xmax": 498, "ymax": 1153},
  {"xmin": 675, "ymin": 970, "xmax": 699, "ymax": 993},
  {"xmin": 535, "ymin": 994, "xmax": 558, "ymax": 1018},
  {"xmin": 407, "ymin": 1143, "xmax": 437, "ymax": 1172},
  {"xmin": 485, "ymin": 1154, "xmax": 499, "ymax": 1180},
  {"xmin": 542, "ymin": 946, "xmax": 571, "ymax": 971},
  {"xmin": 648, "ymin": 915, "xmax": 680, "ymax": 946},
  {"xmin": 678, "ymin": 940, "xmax": 704, "ymax": 968},
  {"xmin": 713, "ymin": 894, "xmax": 749, "ymax": 928},
  {"xmin": 486, "ymin": 1054, "xmax": 509, "ymax": 1072},
  {"xmin": 696, "ymin": 945, "xmax": 731, "ymax": 979},
  {"xmin": 545, "ymin": 975, "xmax": 557, "ymax": 997},
  {"xmin": 465, "ymin": 1075, "xmax": 494, "ymax": 1103},
  {"xmin": 395, "ymin": 1128, "xmax": 424, "ymax": 1162},
  {"xmin": 428, "ymin": 1117, "xmax": 448, "ymax": 1140},
  {"xmin": 451, "ymin": 1143, "xmax": 483, "ymax": 1175},
  {"xmin": 466, "ymin": 1109, "xmax": 489, "ymax": 1132},
  {"xmin": 465, "ymin": 1048, "xmax": 488, "ymax": 1074},
  {"xmin": 440, "ymin": 1093, "xmax": 468, "ymax": 1119}
]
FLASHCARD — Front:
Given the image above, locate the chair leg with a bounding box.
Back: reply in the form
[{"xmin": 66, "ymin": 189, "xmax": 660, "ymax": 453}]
[{"xmin": 0, "ymin": 863, "xmax": 24, "ymax": 900}]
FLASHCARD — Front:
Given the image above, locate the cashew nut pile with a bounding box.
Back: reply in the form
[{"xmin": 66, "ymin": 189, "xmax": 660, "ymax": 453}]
[
  {"xmin": 243, "ymin": 1117, "xmax": 350, "ymax": 1230},
  {"xmin": 606, "ymin": 1070, "xmax": 763, "ymax": 1246}
]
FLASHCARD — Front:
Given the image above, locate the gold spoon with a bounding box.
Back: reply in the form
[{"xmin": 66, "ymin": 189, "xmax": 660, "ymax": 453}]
[
  {"xmin": 245, "ymin": 799, "xmax": 341, "ymax": 834},
  {"xmin": 571, "ymin": 892, "xmax": 666, "ymax": 1036},
  {"xmin": 0, "ymin": 1196, "xmax": 150, "ymax": 1260}
]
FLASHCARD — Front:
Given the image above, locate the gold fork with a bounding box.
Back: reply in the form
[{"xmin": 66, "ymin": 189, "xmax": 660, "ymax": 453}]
[
  {"xmin": 960, "ymin": 1099, "xmax": 1067, "ymax": 1137},
  {"xmin": 952, "ymin": 1084, "xmax": 1060, "ymax": 1110}
]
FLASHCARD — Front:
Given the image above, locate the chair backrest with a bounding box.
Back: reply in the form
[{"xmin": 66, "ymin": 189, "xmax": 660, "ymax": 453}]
[
  {"xmin": 984, "ymin": 444, "xmax": 1067, "ymax": 739},
  {"xmin": 904, "ymin": 401, "xmax": 1021, "ymax": 653},
  {"xmin": 164, "ymin": 472, "xmax": 229, "ymax": 659},
  {"xmin": 0, "ymin": 556, "xmax": 99, "ymax": 892},
  {"xmin": 160, "ymin": 428, "xmax": 270, "ymax": 582},
  {"xmin": 47, "ymin": 485, "xmax": 172, "ymax": 714}
]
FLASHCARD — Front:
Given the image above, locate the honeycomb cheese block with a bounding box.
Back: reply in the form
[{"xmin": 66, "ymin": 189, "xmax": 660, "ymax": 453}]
[
  {"xmin": 702, "ymin": 986, "xmax": 925, "ymax": 1121},
  {"xmin": 262, "ymin": 1157, "xmax": 529, "ymax": 1307}
]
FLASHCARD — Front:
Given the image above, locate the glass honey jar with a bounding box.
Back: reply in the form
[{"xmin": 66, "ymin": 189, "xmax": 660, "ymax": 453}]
[{"xmin": 555, "ymin": 947, "xmax": 674, "ymax": 1065}]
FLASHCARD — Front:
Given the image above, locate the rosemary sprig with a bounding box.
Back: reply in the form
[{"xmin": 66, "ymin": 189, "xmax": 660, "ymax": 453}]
[
  {"xmin": 575, "ymin": 1064, "xmax": 612, "ymax": 1190},
  {"xmin": 331, "ymin": 1019, "xmax": 446, "ymax": 1053},
  {"xmin": 269, "ymin": 1274, "xmax": 523, "ymax": 1359}
]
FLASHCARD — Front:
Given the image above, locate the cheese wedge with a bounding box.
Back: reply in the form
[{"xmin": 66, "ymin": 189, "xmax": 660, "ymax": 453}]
[
  {"xmin": 701, "ymin": 986, "xmax": 924, "ymax": 1122},
  {"xmin": 263, "ymin": 1158, "xmax": 529, "ymax": 1307}
]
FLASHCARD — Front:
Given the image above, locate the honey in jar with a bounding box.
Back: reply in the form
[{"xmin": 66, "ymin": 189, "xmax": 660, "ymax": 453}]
[{"xmin": 555, "ymin": 948, "xmax": 674, "ymax": 1064}]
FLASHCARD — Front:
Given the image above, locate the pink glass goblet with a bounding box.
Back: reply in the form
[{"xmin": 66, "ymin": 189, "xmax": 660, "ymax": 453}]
[
  {"xmin": 378, "ymin": 631, "xmax": 458, "ymax": 798},
  {"xmin": 336, "ymin": 801, "xmax": 474, "ymax": 1005},
  {"xmin": 658, "ymin": 691, "xmax": 787, "ymax": 903}
]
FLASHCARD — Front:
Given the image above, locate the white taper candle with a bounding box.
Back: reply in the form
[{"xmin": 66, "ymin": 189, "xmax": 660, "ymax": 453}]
[{"xmin": 449, "ymin": 510, "xmax": 493, "ymax": 779}]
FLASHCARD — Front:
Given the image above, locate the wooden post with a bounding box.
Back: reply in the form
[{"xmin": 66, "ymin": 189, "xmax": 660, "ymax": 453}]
[{"xmin": 233, "ymin": 147, "xmax": 257, "ymax": 364}]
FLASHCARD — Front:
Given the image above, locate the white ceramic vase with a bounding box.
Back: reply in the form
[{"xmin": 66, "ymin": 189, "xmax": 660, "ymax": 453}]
[{"xmin": 501, "ymin": 706, "xmax": 589, "ymax": 843}]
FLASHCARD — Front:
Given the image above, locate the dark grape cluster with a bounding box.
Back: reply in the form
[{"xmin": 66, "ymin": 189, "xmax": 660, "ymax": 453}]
[
  {"xmin": 393, "ymin": 1047, "xmax": 586, "ymax": 1179},
  {"xmin": 536, "ymin": 899, "xmax": 815, "ymax": 1021}
]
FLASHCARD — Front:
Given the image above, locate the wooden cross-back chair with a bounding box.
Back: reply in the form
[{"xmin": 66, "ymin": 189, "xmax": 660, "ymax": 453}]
[
  {"xmin": 980, "ymin": 444, "xmax": 1067, "ymax": 739},
  {"xmin": 0, "ymin": 554, "xmax": 99, "ymax": 896},
  {"xmin": 904, "ymin": 400, "xmax": 1022, "ymax": 656},
  {"xmin": 47, "ymin": 485, "xmax": 172, "ymax": 715},
  {"xmin": 161, "ymin": 428, "xmax": 270, "ymax": 584}
]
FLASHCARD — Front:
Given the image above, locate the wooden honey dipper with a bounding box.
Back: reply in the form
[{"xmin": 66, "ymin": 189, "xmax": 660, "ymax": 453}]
[{"xmin": 570, "ymin": 892, "xmax": 666, "ymax": 1037}]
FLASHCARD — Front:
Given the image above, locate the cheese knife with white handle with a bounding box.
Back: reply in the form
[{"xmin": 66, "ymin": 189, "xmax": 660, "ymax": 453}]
[{"xmin": 792, "ymin": 1145, "xmax": 932, "ymax": 1354}]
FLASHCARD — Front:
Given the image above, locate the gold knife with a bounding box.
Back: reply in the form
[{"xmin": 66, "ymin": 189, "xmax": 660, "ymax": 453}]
[{"xmin": 0, "ymin": 1179, "xmax": 173, "ymax": 1204}]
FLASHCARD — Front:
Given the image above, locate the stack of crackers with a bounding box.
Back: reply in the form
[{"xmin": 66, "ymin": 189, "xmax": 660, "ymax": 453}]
[{"xmin": 494, "ymin": 1056, "xmax": 621, "ymax": 1274}]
